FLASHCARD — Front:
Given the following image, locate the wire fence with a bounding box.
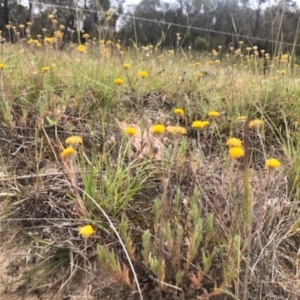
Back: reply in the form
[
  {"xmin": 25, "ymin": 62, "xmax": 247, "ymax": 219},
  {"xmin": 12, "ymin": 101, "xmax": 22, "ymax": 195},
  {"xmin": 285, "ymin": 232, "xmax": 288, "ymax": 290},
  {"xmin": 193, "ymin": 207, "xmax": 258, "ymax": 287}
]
[{"xmin": 26, "ymin": 0, "xmax": 300, "ymax": 48}]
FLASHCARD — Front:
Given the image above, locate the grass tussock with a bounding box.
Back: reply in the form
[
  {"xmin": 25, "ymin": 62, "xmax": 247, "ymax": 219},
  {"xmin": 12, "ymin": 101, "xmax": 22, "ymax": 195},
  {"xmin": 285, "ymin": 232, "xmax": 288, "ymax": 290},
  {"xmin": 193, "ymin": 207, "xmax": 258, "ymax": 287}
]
[{"xmin": 0, "ymin": 38, "xmax": 300, "ymax": 300}]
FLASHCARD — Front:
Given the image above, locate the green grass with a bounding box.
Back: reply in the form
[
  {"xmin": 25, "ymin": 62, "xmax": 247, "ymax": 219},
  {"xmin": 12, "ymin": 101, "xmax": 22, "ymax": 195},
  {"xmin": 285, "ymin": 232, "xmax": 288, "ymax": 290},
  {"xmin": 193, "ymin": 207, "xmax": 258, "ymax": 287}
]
[{"xmin": 0, "ymin": 39, "xmax": 300, "ymax": 299}]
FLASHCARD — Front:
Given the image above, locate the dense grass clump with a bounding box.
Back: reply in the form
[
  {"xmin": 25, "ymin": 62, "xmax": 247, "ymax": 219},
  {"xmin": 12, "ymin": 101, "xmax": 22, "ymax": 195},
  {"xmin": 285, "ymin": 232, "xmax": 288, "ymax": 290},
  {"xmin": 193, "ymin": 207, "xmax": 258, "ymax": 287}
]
[{"xmin": 0, "ymin": 36, "xmax": 300, "ymax": 300}]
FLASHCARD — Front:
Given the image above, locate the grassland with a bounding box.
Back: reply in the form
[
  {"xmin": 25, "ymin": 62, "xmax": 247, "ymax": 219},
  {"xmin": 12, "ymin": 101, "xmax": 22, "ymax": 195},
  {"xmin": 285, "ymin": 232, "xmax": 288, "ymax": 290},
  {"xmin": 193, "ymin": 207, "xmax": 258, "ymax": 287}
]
[{"xmin": 0, "ymin": 38, "xmax": 300, "ymax": 300}]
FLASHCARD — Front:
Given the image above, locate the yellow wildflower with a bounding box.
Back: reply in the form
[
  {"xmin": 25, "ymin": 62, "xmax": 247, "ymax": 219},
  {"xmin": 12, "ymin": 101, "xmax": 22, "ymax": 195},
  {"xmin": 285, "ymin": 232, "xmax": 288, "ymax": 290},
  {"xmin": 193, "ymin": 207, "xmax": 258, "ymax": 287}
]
[
  {"xmin": 236, "ymin": 116, "xmax": 247, "ymax": 122},
  {"xmin": 65, "ymin": 136, "xmax": 83, "ymax": 145},
  {"xmin": 124, "ymin": 127, "xmax": 137, "ymax": 137},
  {"xmin": 48, "ymin": 14, "xmax": 55, "ymax": 19},
  {"xmin": 249, "ymin": 119, "xmax": 263, "ymax": 129},
  {"xmin": 173, "ymin": 108, "xmax": 184, "ymax": 117},
  {"xmin": 78, "ymin": 225, "xmax": 95, "ymax": 240},
  {"xmin": 114, "ymin": 78, "xmax": 124, "ymax": 85},
  {"xmin": 279, "ymin": 69, "xmax": 286, "ymax": 75},
  {"xmin": 226, "ymin": 137, "xmax": 243, "ymax": 148},
  {"xmin": 265, "ymin": 158, "xmax": 281, "ymax": 169},
  {"xmin": 139, "ymin": 70, "xmax": 148, "ymax": 78},
  {"xmin": 229, "ymin": 147, "xmax": 245, "ymax": 159},
  {"xmin": 0, "ymin": 63, "xmax": 6, "ymax": 70},
  {"xmin": 166, "ymin": 126, "xmax": 187, "ymax": 135},
  {"xmin": 83, "ymin": 33, "xmax": 89, "ymax": 39},
  {"xmin": 27, "ymin": 38, "xmax": 35, "ymax": 44},
  {"xmin": 208, "ymin": 111, "xmax": 220, "ymax": 118},
  {"xmin": 76, "ymin": 45, "xmax": 86, "ymax": 53},
  {"xmin": 123, "ymin": 63, "xmax": 130, "ymax": 69},
  {"xmin": 61, "ymin": 146, "xmax": 76, "ymax": 159},
  {"xmin": 151, "ymin": 124, "xmax": 166, "ymax": 135},
  {"xmin": 191, "ymin": 120, "xmax": 209, "ymax": 129},
  {"xmin": 44, "ymin": 37, "xmax": 54, "ymax": 43},
  {"xmin": 42, "ymin": 66, "xmax": 50, "ymax": 72}
]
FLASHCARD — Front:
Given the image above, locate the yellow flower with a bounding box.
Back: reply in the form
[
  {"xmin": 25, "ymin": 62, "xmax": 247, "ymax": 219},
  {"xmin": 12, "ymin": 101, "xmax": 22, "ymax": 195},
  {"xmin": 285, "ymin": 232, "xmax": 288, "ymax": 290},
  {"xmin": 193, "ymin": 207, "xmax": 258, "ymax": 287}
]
[
  {"xmin": 166, "ymin": 126, "xmax": 187, "ymax": 135},
  {"xmin": 65, "ymin": 136, "xmax": 83, "ymax": 145},
  {"xmin": 0, "ymin": 63, "xmax": 6, "ymax": 70},
  {"xmin": 44, "ymin": 37, "xmax": 54, "ymax": 43},
  {"xmin": 236, "ymin": 116, "xmax": 247, "ymax": 122},
  {"xmin": 279, "ymin": 69, "xmax": 286, "ymax": 75},
  {"xmin": 265, "ymin": 158, "xmax": 281, "ymax": 169},
  {"xmin": 27, "ymin": 38, "xmax": 36, "ymax": 44},
  {"xmin": 61, "ymin": 146, "xmax": 76, "ymax": 159},
  {"xmin": 76, "ymin": 45, "xmax": 86, "ymax": 53},
  {"xmin": 114, "ymin": 78, "xmax": 124, "ymax": 85},
  {"xmin": 151, "ymin": 124, "xmax": 166, "ymax": 135},
  {"xmin": 191, "ymin": 120, "xmax": 209, "ymax": 129},
  {"xmin": 229, "ymin": 147, "xmax": 245, "ymax": 159},
  {"xmin": 226, "ymin": 138, "xmax": 243, "ymax": 148},
  {"xmin": 42, "ymin": 66, "xmax": 50, "ymax": 72},
  {"xmin": 124, "ymin": 127, "xmax": 137, "ymax": 137},
  {"xmin": 78, "ymin": 225, "xmax": 95, "ymax": 240},
  {"xmin": 139, "ymin": 70, "xmax": 148, "ymax": 78},
  {"xmin": 208, "ymin": 111, "xmax": 220, "ymax": 118},
  {"xmin": 197, "ymin": 72, "xmax": 204, "ymax": 77},
  {"xmin": 249, "ymin": 119, "xmax": 263, "ymax": 129},
  {"xmin": 123, "ymin": 63, "xmax": 130, "ymax": 69},
  {"xmin": 83, "ymin": 33, "xmax": 89, "ymax": 39},
  {"xmin": 48, "ymin": 14, "xmax": 55, "ymax": 19},
  {"xmin": 173, "ymin": 108, "xmax": 184, "ymax": 117}
]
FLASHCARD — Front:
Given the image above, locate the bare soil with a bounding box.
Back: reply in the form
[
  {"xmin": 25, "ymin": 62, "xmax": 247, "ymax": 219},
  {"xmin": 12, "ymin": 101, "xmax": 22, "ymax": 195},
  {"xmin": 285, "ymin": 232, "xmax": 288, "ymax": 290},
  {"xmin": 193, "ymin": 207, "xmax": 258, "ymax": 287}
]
[{"xmin": 0, "ymin": 243, "xmax": 132, "ymax": 300}]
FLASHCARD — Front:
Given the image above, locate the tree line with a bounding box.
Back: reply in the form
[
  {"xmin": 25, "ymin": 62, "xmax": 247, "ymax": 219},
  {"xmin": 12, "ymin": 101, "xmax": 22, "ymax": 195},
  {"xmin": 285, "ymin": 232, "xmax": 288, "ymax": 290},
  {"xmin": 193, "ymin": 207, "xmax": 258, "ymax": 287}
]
[{"xmin": 0, "ymin": 0, "xmax": 300, "ymax": 54}]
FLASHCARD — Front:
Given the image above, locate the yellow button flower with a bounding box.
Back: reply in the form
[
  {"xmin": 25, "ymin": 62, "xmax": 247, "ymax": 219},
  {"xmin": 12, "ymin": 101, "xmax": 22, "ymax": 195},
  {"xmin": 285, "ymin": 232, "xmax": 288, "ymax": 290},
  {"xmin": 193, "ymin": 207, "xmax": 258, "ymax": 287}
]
[
  {"xmin": 191, "ymin": 120, "xmax": 209, "ymax": 129},
  {"xmin": 76, "ymin": 45, "xmax": 86, "ymax": 53},
  {"xmin": 139, "ymin": 70, "xmax": 148, "ymax": 78},
  {"xmin": 151, "ymin": 124, "xmax": 166, "ymax": 135},
  {"xmin": 78, "ymin": 225, "xmax": 95, "ymax": 240},
  {"xmin": 236, "ymin": 116, "xmax": 247, "ymax": 122},
  {"xmin": 208, "ymin": 111, "xmax": 220, "ymax": 118},
  {"xmin": 173, "ymin": 108, "xmax": 184, "ymax": 117},
  {"xmin": 265, "ymin": 158, "xmax": 281, "ymax": 169},
  {"xmin": 123, "ymin": 63, "xmax": 130, "ymax": 69},
  {"xmin": 124, "ymin": 127, "xmax": 137, "ymax": 137},
  {"xmin": 61, "ymin": 146, "xmax": 76, "ymax": 159},
  {"xmin": 65, "ymin": 136, "xmax": 83, "ymax": 146},
  {"xmin": 226, "ymin": 137, "xmax": 243, "ymax": 148},
  {"xmin": 42, "ymin": 66, "xmax": 50, "ymax": 72},
  {"xmin": 166, "ymin": 126, "xmax": 187, "ymax": 135},
  {"xmin": 114, "ymin": 78, "xmax": 124, "ymax": 85},
  {"xmin": 229, "ymin": 147, "xmax": 245, "ymax": 159},
  {"xmin": 249, "ymin": 119, "xmax": 263, "ymax": 129}
]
